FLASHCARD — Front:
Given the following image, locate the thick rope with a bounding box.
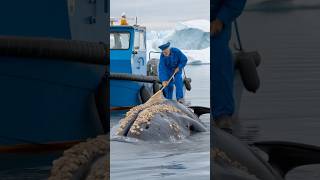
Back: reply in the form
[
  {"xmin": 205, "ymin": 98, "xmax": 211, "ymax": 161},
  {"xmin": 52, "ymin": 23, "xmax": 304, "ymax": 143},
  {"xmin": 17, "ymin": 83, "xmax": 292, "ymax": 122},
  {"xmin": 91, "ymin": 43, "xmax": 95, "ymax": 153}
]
[{"xmin": 48, "ymin": 135, "xmax": 108, "ymax": 180}]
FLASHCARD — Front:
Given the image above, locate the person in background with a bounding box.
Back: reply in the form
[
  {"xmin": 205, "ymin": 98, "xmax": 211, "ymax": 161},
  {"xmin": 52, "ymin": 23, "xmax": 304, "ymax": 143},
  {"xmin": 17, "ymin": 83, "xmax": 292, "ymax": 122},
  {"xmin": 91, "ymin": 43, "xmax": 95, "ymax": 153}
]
[
  {"xmin": 211, "ymin": 0, "xmax": 247, "ymax": 130},
  {"xmin": 120, "ymin": 12, "xmax": 128, "ymax": 25},
  {"xmin": 158, "ymin": 42, "xmax": 188, "ymax": 103}
]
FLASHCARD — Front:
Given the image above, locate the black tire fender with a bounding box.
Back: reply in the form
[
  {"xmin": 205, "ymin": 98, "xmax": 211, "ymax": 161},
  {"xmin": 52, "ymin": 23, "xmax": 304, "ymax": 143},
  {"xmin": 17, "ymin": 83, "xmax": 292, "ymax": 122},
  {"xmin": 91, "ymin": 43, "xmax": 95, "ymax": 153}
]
[
  {"xmin": 153, "ymin": 82, "xmax": 162, "ymax": 94},
  {"xmin": 140, "ymin": 85, "xmax": 153, "ymax": 103}
]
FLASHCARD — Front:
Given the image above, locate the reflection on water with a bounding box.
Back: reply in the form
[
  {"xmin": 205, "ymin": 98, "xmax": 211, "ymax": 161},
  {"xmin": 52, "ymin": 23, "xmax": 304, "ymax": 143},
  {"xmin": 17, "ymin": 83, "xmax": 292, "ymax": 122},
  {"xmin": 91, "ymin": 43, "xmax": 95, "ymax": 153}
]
[
  {"xmin": 110, "ymin": 65, "xmax": 210, "ymax": 180},
  {"xmin": 0, "ymin": 167, "xmax": 50, "ymax": 180},
  {"xmin": 234, "ymin": 10, "xmax": 320, "ymax": 179}
]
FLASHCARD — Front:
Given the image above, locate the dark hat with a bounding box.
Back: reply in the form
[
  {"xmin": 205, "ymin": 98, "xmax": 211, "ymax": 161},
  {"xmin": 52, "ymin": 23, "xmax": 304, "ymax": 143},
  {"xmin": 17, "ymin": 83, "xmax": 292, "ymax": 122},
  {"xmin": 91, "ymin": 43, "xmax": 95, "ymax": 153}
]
[{"xmin": 158, "ymin": 42, "xmax": 170, "ymax": 50}]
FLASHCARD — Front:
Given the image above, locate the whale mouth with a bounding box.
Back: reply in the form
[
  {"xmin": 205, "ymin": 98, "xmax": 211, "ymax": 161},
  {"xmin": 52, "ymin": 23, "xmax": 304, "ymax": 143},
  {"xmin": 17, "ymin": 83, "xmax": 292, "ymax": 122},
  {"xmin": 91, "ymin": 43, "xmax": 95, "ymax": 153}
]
[
  {"xmin": 122, "ymin": 118, "xmax": 136, "ymax": 137},
  {"xmin": 116, "ymin": 114, "xmax": 137, "ymax": 137}
]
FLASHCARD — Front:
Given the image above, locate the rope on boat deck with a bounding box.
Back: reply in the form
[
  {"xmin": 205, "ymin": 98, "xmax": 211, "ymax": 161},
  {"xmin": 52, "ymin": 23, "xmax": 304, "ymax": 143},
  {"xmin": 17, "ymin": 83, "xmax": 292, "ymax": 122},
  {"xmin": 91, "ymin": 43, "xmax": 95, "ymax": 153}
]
[{"xmin": 48, "ymin": 135, "xmax": 109, "ymax": 180}]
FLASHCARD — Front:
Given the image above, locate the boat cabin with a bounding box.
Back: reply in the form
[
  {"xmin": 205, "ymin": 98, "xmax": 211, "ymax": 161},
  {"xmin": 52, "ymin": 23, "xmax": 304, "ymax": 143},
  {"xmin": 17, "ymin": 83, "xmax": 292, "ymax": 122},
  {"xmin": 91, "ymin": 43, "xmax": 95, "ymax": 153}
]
[{"xmin": 110, "ymin": 25, "xmax": 147, "ymax": 75}]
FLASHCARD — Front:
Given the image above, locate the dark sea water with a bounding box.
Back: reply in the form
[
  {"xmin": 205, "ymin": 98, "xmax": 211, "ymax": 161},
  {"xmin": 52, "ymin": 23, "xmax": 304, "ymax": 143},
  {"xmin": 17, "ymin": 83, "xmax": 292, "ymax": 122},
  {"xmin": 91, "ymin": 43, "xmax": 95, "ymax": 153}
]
[
  {"xmin": 110, "ymin": 65, "xmax": 210, "ymax": 180},
  {"xmin": 0, "ymin": 152, "xmax": 61, "ymax": 179},
  {"xmin": 235, "ymin": 8, "xmax": 320, "ymax": 179}
]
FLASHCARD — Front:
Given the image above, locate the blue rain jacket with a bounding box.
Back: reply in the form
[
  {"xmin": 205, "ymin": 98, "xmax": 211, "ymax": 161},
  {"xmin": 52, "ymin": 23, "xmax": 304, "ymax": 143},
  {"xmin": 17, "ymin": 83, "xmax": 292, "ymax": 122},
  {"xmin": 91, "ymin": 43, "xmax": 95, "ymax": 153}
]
[
  {"xmin": 158, "ymin": 47, "xmax": 188, "ymax": 99},
  {"xmin": 211, "ymin": 0, "xmax": 246, "ymax": 119},
  {"xmin": 211, "ymin": 0, "xmax": 247, "ymax": 24}
]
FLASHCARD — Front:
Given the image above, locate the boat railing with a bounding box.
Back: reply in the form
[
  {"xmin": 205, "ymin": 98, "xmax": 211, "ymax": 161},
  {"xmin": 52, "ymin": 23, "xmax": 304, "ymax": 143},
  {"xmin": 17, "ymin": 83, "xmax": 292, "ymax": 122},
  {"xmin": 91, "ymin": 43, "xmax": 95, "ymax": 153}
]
[{"xmin": 148, "ymin": 51, "xmax": 161, "ymax": 61}]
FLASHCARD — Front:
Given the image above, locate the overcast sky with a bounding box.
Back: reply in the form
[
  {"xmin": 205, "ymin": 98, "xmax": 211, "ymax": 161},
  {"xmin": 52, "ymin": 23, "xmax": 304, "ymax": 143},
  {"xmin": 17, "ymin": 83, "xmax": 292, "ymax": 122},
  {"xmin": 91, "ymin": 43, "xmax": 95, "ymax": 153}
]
[{"xmin": 111, "ymin": 0, "xmax": 210, "ymax": 30}]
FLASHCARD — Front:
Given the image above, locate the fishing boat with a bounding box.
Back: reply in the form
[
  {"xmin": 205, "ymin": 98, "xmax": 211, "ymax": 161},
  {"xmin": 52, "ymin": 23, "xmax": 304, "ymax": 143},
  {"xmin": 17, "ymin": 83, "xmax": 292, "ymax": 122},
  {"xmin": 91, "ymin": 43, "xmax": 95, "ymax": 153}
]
[
  {"xmin": 110, "ymin": 23, "xmax": 149, "ymax": 109},
  {"xmin": 110, "ymin": 18, "xmax": 195, "ymax": 110},
  {"xmin": 0, "ymin": 0, "xmax": 108, "ymax": 153}
]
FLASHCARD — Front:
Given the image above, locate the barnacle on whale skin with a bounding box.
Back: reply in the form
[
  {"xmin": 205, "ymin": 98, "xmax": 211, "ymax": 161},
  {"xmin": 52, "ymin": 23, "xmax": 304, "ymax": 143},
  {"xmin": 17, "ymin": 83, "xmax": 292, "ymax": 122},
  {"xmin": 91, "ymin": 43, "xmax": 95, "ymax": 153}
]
[
  {"xmin": 116, "ymin": 96, "xmax": 164, "ymax": 134},
  {"xmin": 129, "ymin": 104, "xmax": 181, "ymax": 135},
  {"xmin": 117, "ymin": 94, "xmax": 182, "ymax": 135},
  {"xmin": 212, "ymin": 148, "xmax": 256, "ymax": 177}
]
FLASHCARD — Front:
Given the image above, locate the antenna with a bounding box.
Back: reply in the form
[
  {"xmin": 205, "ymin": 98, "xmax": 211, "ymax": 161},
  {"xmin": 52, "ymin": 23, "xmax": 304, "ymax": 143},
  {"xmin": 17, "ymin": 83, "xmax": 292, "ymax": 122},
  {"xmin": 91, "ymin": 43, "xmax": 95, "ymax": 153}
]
[{"xmin": 134, "ymin": 0, "xmax": 138, "ymax": 25}]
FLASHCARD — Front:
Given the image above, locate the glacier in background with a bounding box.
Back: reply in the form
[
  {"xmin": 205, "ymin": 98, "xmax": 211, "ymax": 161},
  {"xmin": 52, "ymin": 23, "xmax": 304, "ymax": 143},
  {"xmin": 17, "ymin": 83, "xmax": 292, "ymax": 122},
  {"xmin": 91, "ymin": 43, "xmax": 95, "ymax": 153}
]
[{"xmin": 147, "ymin": 19, "xmax": 210, "ymax": 65}]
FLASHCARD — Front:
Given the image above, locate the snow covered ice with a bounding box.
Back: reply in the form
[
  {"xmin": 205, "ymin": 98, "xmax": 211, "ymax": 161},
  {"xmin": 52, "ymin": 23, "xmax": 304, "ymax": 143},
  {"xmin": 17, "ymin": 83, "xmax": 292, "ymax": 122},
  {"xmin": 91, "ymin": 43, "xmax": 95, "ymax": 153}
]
[{"xmin": 147, "ymin": 19, "xmax": 210, "ymax": 65}]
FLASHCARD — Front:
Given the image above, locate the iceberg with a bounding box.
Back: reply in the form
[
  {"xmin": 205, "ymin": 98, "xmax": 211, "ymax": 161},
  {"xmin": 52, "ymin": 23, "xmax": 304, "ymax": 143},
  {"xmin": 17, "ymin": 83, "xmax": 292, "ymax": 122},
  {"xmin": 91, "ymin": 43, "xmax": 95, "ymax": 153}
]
[{"xmin": 147, "ymin": 19, "xmax": 210, "ymax": 65}]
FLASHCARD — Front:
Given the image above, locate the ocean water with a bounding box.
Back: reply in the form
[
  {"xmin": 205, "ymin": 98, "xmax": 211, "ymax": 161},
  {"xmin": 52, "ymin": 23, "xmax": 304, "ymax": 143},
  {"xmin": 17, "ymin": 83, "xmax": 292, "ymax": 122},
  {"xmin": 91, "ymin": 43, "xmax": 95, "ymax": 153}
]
[
  {"xmin": 110, "ymin": 65, "xmax": 210, "ymax": 180},
  {"xmin": 234, "ymin": 7, "xmax": 320, "ymax": 180},
  {"xmin": 0, "ymin": 152, "xmax": 61, "ymax": 179}
]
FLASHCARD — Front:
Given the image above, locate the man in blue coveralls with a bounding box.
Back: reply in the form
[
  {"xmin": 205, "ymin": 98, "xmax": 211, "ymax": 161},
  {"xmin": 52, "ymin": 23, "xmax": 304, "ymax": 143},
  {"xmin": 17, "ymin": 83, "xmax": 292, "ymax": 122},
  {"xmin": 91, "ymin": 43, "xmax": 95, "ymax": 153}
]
[
  {"xmin": 211, "ymin": 0, "xmax": 247, "ymax": 129},
  {"xmin": 158, "ymin": 42, "xmax": 188, "ymax": 103}
]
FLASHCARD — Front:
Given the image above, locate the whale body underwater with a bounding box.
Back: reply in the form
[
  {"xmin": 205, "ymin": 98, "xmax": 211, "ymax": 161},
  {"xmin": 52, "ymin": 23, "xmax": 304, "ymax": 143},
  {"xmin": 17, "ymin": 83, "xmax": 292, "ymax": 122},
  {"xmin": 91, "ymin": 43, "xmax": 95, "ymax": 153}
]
[
  {"xmin": 114, "ymin": 97, "xmax": 320, "ymax": 180},
  {"xmin": 115, "ymin": 96, "xmax": 208, "ymax": 141}
]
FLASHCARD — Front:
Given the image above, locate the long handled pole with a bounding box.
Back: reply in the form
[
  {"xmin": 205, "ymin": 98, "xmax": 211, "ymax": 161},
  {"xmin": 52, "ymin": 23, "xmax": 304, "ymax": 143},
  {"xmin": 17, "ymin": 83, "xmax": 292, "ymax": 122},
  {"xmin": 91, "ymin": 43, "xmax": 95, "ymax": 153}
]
[{"xmin": 149, "ymin": 71, "xmax": 177, "ymax": 100}]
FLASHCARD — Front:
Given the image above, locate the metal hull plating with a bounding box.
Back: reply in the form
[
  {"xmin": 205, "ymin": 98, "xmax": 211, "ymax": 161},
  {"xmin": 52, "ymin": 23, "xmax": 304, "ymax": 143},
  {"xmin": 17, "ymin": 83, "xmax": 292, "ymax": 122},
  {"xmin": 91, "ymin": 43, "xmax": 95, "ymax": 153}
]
[
  {"xmin": 0, "ymin": 57, "xmax": 105, "ymax": 147},
  {"xmin": 110, "ymin": 80, "xmax": 144, "ymax": 108},
  {"xmin": 0, "ymin": 0, "xmax": 108, "ymax": 149}
]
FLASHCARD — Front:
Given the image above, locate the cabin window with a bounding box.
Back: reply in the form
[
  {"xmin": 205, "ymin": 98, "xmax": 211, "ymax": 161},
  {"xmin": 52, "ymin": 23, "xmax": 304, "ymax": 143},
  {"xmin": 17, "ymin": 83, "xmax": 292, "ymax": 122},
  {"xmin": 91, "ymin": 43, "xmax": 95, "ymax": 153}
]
[
  {"xmin": 110, "ymin": 32, "xmax": 130, "ymax": 50},
  {"xmin": 134, "ymin": 31, "xmax": 140, "ymax": 50},
  {"xmin": 139, "ymin": 32, "xmax": 146, "ymax": 50}
]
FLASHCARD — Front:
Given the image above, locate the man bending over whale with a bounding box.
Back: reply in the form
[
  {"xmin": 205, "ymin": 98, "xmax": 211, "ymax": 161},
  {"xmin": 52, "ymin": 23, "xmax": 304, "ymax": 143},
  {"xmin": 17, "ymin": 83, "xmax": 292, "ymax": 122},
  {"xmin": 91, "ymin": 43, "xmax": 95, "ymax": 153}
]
[{"xmin": 158, "ymin": 42, "xmax": 188, "ymax": 104}]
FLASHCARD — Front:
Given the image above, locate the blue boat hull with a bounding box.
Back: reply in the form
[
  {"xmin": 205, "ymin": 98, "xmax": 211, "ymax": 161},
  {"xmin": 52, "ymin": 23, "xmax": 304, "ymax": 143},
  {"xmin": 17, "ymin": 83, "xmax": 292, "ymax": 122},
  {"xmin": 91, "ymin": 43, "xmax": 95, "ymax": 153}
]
[
  {"xmin": 110, "ymin": 80, "xmax": 144, "ymax": 108},
  {"xmin": 0, "ymin": 0, "xmax": 108, "ymax": 149},
  {"xmin": 0, "ymin": 56, "xmax": 105, "ymax": 146}
]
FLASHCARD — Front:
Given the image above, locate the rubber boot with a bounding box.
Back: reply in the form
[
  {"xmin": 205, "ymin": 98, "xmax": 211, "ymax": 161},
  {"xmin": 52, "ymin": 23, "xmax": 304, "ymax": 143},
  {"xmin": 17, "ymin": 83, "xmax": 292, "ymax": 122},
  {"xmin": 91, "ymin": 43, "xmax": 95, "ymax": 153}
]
[{"xmin": 215, "ymin": 115, "xmax": 233, "ymax": 134}]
